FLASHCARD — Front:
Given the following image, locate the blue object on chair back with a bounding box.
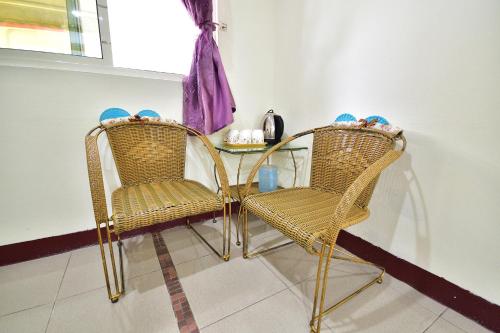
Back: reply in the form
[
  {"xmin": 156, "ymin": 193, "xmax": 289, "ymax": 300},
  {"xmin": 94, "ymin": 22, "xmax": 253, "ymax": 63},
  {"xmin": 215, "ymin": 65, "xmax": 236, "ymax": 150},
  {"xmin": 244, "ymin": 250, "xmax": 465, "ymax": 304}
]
[
  {"xmin": 99, "ymin": 108, "xmax": 130, "ymax": 122},
  {"xmin": 365, "ymin": 115, "xmax": 389, "ymax": 125},
  {"xmin": 334, "ymin": 113, "xmax": 357, "ymax": 122},
  {"xmin": 137, "ymin": 110, "xmax": 161, "ymax": 118}
]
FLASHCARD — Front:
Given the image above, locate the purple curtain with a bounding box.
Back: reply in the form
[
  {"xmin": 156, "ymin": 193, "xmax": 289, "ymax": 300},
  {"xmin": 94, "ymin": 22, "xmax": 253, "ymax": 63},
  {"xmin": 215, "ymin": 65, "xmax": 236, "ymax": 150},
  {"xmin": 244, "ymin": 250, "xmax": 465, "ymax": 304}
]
[{"xmin": 182, "ymin": 0, "xmax": 236, "ymax": 135}]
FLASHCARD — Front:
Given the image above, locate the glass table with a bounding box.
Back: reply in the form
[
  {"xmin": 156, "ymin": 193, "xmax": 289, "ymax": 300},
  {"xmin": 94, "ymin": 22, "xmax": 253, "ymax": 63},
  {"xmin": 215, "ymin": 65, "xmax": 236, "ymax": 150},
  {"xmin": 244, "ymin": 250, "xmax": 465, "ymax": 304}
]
[{"xmin": 213, "ymin": 143, "xmax": 308, "ymax": 202}]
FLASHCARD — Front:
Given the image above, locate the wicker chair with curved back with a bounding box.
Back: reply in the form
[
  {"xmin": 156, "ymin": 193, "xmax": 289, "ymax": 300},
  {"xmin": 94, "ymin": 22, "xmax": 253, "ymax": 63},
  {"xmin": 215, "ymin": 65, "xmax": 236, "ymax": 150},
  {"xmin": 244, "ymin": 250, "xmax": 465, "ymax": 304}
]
[
  {"xmin": 241, "ymin": 124, "xmax": 406, "ymax": 333},
  {"xmin": 85, "ymin": 120, "xmax": 231, "ymax": 303}
]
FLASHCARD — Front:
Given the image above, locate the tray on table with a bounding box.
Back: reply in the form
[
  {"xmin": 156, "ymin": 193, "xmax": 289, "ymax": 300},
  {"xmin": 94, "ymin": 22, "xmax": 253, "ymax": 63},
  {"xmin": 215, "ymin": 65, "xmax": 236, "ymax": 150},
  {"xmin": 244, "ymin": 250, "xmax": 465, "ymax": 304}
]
[{"xmin": 223, "ymin": 143, "xmax": 267, "ymax": 148}]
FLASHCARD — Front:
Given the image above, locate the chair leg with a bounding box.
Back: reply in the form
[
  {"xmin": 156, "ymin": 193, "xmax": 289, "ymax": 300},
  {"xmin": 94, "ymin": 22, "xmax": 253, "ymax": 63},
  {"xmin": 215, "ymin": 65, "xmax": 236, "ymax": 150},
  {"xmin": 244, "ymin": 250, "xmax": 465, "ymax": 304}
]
[
  {"xmin": 242, "ymin": 207, "xmax": 249, "ymax": 258},
  {"xmin": 309, "ymin": 245, "xmax": 386, "ymax": 332},
  {"xmin": 310, "ymin": 243, "xmax": 335, "ymax": 333},
  {"xmin": 117, "ymin": 236, "xmax": 125, "ymax": 294},
  {"xmin": 222, "ymin": 202, "xmax": 230, "ymax": 261},
  {"xmin": 226, "ymin": 201, "xmax": 232, "ymax": 260},
  {"xmin": 96, "ymin": 221, "xmax": 122, "ymax": 303},
  {"xmin": 235, "ymin": 205, "xmax": 243, "ymax": 246},
  {"xmin": 310, "ymin": 243, "xmax": 326, "ymax": 329}
]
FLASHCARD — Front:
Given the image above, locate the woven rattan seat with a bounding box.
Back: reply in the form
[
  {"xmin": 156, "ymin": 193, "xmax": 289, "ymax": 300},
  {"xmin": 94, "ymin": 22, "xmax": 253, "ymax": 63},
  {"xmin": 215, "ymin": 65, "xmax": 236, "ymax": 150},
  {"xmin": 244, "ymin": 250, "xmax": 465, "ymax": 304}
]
[
  {"xmin": 112, "ymin": 180, "xmax": 223, "ymax": 234},
  {"xmin": 244, "ymin": 187, "xmax": 368, "ymax": 253}
]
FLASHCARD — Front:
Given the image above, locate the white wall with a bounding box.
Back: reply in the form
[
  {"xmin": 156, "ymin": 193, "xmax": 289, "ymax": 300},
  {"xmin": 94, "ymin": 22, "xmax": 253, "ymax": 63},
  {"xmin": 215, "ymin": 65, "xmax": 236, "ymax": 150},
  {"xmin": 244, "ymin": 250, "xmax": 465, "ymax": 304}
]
[
  {"xmin": 273, "ymin": 0, "xmax": 500, "ymax": 305},
  {"xmin": 0, "ymin": 0, "xmax": 276, "ymax": 245},
  {"xmin": 2, "ymin": 0, "xmax": 498, "ymax": 307},
  {"xmin": 0, "ymin": 68, "xmax": 182, "ymax": 245},
  {"xmin": 219, "ymin": 0, "xmax": 276, "ymax": 130}
]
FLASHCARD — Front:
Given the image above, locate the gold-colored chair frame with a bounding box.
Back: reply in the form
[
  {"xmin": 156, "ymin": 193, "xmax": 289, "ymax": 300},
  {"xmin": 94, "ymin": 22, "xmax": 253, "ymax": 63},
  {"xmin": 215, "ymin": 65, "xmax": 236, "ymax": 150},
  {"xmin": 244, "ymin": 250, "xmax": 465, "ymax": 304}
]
[
  {"xmin": 240, "ymin": 126, "xmax": 406, "ymax": 333},
  {"xmin": 85, "ymin": 121, "xmax": 232, "ymax": 303}
]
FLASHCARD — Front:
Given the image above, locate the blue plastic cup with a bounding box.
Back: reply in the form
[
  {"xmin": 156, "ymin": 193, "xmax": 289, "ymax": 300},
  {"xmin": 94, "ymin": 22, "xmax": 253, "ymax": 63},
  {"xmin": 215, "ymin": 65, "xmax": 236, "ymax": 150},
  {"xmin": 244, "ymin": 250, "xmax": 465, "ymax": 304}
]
[{"xmin": 259, "ymin": 165, "xmax": 278, "ymax": 192}]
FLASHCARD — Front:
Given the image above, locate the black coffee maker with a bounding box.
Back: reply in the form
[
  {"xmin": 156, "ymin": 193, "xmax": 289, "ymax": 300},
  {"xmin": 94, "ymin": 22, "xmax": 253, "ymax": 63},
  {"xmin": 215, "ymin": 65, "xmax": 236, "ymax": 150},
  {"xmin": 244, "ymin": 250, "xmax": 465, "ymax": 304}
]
[{"xmin": 262, "ymin": 109, "xmax": 284, "ymax": 145}]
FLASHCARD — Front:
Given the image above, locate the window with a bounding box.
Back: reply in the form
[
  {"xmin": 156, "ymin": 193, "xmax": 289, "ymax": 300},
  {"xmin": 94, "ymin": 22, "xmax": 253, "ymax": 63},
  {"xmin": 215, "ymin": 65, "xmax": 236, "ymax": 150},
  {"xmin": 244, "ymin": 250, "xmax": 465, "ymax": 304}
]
[
  {"xmin": 0, "ymin": 0, "xmax": 102, "ymax": 58},
  {"xmin": 0, "ymin": 0, "xmax": 220, "ymax": 77},
  {"xmin": 107, "ymin": 0, "xmax": 199, "ymax": 74}
]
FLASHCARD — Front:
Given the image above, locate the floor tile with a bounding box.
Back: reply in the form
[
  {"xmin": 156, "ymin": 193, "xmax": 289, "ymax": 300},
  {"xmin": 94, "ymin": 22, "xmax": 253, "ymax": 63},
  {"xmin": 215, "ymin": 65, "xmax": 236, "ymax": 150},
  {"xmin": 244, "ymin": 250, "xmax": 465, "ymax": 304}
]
[
  {"xmin": 425, "ymin": 318, "xmax": 467, "ymax": 333},
  {"xmin": 175, "ymin": 251, "xmax": 288, "ymax": 328},
  {"xmin": 120, "ymin": 234, "xmax": 162, "ymax": 278},
  {"xmin": 161, "ymin": 226, "xmax": 213, "ymax": 266},
  {"xmin": 382, "ymin": 274, "xmax": 446, "ymax": 315},
  {"xmin": 259, "ymin": 239, "xmax": 447, "ymax": 318},
  {"xmin": 47, "ymin": 270, "xmax": 178, "ymax": 333},
  {"xmin": 258, "ymin": 244, "xmax": 374, "ymax": 288},
  {"xmin": 1, "ymin": 223, "xmax": 491, "ymax": 333},
  {"xmin": 290, "ymin": 259, "xmax": 439, "ymax": 333},
  {"xmin": 202, "ymin": 289, "xmax": 333, "ymax": 333},
  {"xmin": 0, "ymin": 304, "xmax": 52, "ymax": 333},
  {"xmin": 0, "ymin": 252, "xmax": 69, "ymax": 316},
  {"xmin": 164, "ymin": 215, "xmax": 243, "ymax": 265},
  {"xmin": 441, "ymin": 309, "xmax": 492, "ymax": 333},
  {"xmin": 258, "ymin": 241, "xmax": 318, "ymax": 287},
  {"xmin": 190, "ymin": 212, "xmax": 279, "ymax": 255},
  {"xmin": 58, "ymin": 234, "xmax": 160, "ymax": 300}
]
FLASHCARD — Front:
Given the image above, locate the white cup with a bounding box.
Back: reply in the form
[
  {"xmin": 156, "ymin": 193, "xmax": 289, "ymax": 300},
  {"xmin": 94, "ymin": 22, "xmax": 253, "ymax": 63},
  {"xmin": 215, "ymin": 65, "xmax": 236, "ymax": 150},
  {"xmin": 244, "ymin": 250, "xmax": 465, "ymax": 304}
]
[
  {"xmin": 239, "ymin": 129, "xmax": 252, "ymax": 144},
  {"xmin": 251, "ymin": 129, "xmax": 264, "ymax": 144},
  {"xmin": 225, "ymin": 129, "xmax": 239, "ymax": 144}
]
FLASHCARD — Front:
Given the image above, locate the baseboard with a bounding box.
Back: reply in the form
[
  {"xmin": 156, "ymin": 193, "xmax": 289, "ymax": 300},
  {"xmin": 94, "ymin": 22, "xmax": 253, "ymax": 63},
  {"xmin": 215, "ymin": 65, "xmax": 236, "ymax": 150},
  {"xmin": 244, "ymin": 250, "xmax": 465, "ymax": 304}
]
[
  {"xmin": 0, "ymin": 206, "xmax": 498, "ymax": 331},
  {"xmin": 336, "ymin": 230, "xmax": 500, "ymax": 332}
]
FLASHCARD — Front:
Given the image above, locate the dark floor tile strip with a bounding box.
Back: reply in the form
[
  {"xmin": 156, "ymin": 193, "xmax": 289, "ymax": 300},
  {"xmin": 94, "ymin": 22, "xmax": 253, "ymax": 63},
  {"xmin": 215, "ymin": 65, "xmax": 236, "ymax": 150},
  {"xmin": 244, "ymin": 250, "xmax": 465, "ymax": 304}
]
[{"xmin": 152, "ymin": 232, "xmax": 199, "ymax": 333}]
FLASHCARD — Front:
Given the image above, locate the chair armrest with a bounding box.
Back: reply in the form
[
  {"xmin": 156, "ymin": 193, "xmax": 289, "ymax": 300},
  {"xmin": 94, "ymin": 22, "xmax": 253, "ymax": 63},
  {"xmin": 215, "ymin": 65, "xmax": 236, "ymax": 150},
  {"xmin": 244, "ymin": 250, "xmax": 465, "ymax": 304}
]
[
  {"xmin": 182, "ymin": 126, "xmax": 231, "ymax": 201},
  {"xmin": 242, "ymin": 129, "xmax": 314, "ymax": 199},
  {"xmin": 85, "ymin": 126, "xmax": 110, "ymax": 226},
  {"xmin": 325, "ymin": 149, "xmax": 404, "ymax": 243}
]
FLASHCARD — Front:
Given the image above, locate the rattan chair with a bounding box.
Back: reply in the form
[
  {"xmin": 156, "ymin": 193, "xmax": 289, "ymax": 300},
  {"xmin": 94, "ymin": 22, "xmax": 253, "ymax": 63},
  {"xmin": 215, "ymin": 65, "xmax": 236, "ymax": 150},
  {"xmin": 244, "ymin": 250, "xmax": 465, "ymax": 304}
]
[
  {"xmin": 85, "ymin": 120, "xmax": 232, "ymax": 303},
  {"xmin": 241, "ymin": 125, "xmax": 406, "ymax": 333}
]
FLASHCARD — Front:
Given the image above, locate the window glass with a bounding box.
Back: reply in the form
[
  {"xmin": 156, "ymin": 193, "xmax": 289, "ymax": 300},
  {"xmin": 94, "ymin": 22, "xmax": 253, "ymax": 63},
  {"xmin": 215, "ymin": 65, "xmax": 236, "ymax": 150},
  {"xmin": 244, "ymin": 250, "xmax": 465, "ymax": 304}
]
[
  {"xmin": 107, "ymin": 0, "xmax": 199, "ymax": 75},
  {"xmin": 0, "ymin": 0, "xmax": 102, "ymax": 58}
]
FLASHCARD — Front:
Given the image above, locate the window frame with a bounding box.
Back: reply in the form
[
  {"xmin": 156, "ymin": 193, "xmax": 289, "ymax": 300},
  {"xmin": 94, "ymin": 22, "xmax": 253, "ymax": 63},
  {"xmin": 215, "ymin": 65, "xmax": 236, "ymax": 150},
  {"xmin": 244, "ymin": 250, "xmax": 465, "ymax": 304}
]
[{"xmin": 0, "ymin": 0, "xmax": 219, "ymax": 81}]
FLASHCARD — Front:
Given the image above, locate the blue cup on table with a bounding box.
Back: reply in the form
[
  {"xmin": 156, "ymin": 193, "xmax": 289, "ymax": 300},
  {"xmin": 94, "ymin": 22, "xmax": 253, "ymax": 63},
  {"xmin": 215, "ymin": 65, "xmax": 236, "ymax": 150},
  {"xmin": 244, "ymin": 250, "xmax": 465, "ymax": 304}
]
[{"xmin": 259, "ymin": 165, "xmax": 278, "ymax": 192}]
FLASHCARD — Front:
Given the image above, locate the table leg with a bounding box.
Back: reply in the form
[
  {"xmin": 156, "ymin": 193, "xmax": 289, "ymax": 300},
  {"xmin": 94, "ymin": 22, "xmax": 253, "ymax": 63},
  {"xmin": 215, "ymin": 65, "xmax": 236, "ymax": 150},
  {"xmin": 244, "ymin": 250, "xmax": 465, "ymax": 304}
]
[
  {"xmin": 235, "ymin": 153, "xmax": 245, "ymax": 246},
  {"xmin": 213, "ymin": 151, "xmax": 222, "ymax": 223},
  {"xmin": 290, "ymin": 150, "xmax": 297, "ymax": 188}
]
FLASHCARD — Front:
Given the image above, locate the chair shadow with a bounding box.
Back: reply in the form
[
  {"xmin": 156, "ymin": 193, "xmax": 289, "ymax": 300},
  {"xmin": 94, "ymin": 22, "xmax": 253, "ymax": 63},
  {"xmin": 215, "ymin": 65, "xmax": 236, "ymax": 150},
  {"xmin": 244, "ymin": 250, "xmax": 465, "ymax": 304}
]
[{"xmin": 366, "ymin": 132, "xmax": 431, "ymax": 268}]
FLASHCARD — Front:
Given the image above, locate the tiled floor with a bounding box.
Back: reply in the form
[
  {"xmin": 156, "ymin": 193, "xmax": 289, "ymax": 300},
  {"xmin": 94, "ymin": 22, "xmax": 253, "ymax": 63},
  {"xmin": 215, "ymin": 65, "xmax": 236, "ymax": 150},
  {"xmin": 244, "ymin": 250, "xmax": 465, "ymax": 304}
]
[{"xmin": 0, "ymin": 215, "xmax": 492, "ymax": 333}]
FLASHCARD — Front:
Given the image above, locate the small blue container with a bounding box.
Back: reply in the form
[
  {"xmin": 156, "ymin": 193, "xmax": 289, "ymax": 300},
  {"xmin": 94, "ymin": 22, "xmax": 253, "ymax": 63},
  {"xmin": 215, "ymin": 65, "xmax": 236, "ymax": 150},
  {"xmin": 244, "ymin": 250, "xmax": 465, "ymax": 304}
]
[{"xmin": 259, "ymin": 165, "xmax": 278, "ymax": 192}]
